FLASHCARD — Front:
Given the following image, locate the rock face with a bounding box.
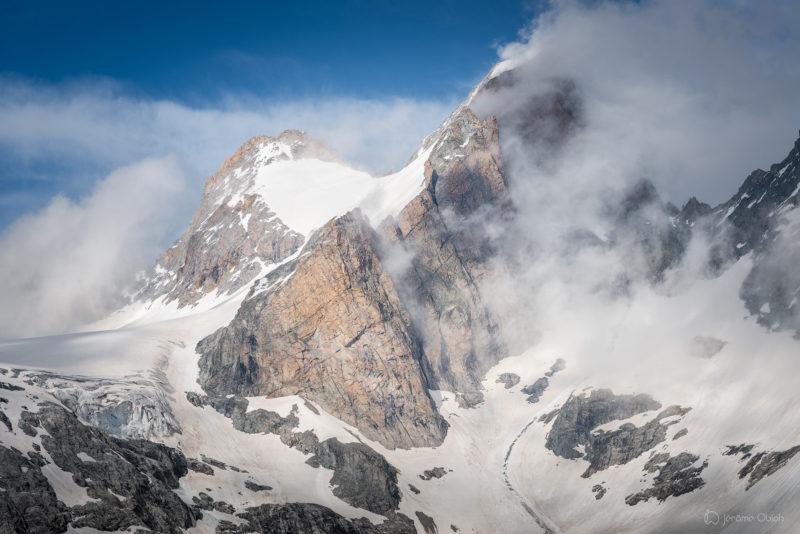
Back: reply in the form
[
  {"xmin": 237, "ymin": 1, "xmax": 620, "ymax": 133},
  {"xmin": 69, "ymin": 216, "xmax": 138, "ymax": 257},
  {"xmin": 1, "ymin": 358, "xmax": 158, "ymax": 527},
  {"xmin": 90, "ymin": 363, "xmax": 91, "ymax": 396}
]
[
  {"xmin": 625, "ymin": 452, "xmax": 708, "ymax": 506},
  {"xmin": 236, "ymin": 503, "xmax": 416, "ymax": 534},
  {"xmin": 138, "ymin": 131, "xmax": 333, "ymax": 307},
  {"xmin": 379, "ymin": 108, "xmax": 509, "ymax": 407},
  {"xmin": 0, "ymin": 402, "xmax": 194, "ymax": 533},
  {"xmin": 496, "ymin": 373, "xmax": 520, "ymax": 389},
  {"xmin": 198, "ymin": 210, "xmax": 446, "ymax": 449},
  {"xmin": 610, "ymin": 179, "xmax": 693, "ymax": 282},
  {"xmin": 308, "ymin": 439, "xmax": 403, "ymax": 516},
  {"xmin": 472, "ymin": 71, "xmax": 585, "ymax": 158},
  {"xmin": 0, "ymin": 445, "xmax": 71, "ymax": 533},
  {"xmin": 625, "ymin": 452, "xmax": 707, "ymax": 505},
  {"xmin": 711, "ymin": 133, "xmax": 800, "ymax": 333},
  {"xmin": 521, "ymin": 377, "xmax": 548, "ymax": 403},
  {"xmin": 737, "ymin": 445, "xmax": 800, "ymax": 490},
  {"xmin": 35, "ymin": 403, "xmax": 195, "ymax": 533},
  {"xmin": 196, "ymin": 105, "xmax": 514, "ymax": 448},
  {"xmin": 581, "ymin": 405, "xmax": 690, "ymax": 478},
  {"xmin": 189, "ymin": 392, "xmax": 405, "ymax": 516},
  {"xmin": 546, "ymin": 390, "xmax": 662, "ymax": 465}
]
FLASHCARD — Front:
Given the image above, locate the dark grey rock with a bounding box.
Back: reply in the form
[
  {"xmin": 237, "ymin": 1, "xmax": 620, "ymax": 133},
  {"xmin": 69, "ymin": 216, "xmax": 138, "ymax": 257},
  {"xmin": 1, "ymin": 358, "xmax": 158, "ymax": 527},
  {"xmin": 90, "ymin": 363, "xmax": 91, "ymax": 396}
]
[
  {"xmin": 706, "ymin": 134, "xmax": 800, "ymax": 335},
  {"xmin": 415, "ymin": 511, "xmax": 437, "ymax": 534},
  {"xmin": 724, "ymin": 443, "xmax": 755, "ymax": 460},
  {"xmin": 34, "ymin": 402, "xmax": 194, "ymax": 533},
  {"xmin": 521, "ymin": 377, "xmax": 548, "ymax": 403},
  {"xmin": 306, "ymin": 439, "xmax": 402, "ymax": 516},
  {"xmin": 408, "ymin": 484, "xmax": 420, "ymax": 495},
  {"xmin": 545, "ymin": 389, "xmax": 692, "ymax": 478},
  {"xmin": 192, "ymin": 492, "xmax": 214, "ymax": 511},
  {"xmin": 545, "ymin": 389, "xmax": 662, "ymax": 461},
  {"xmin": 591, "ymin": 484, "xmax": 606, "ymax": 500},
  {"xmin": 216, "ymin": 519, "xmax": 240, "ymax": 533},
  {"xmin": 582, "ymin": 406, "xmax": 689, "ymax": 478},
  {"xmin": 245, "ymin": 480, "xmax": 272, "ymax": 492},
  {"xmin": 625, "ymin": 452, "xmax": 707, "ymax": 505},
  {"xmin": 201, "ymin": 454, "xmax": 228, "ymax": 470},
  {"xmin": 738, "ymin": 445, "xmax": 800, "ymax": 490},
  {"xmin": 672, "ymin": 428, "xmax": 688, "ymax": 441},
  {"xmin": 539, "ymin": 409, "xmax": 560, "ymax": 424},
  {"xmin": 0, "ymin": 408, "xmax": 11, "ymax": 431},
  {"xmin": 236, "ymin": 503, "xmax": 416, "ymax": 534},
  {"xmin": 0, "ymin": 381, "xmax": 24, "ymax": 391},
  {"xmin": 186, "ymin": 391, "xmax": 204, "ymax": 407},
  {"xmin": 545, "ymin": 358, "xmax": 566, "ymax": 377},
  {"xmin": 213, "ymin": 500, "xmax": 236, "ymax": 515},
  {"xmin": 188, "ymin": 458, "xmax": 214, "ymax": 475},
  {"xmin": 18, "ymin": 410, "xmax": 39, "ymax": 437},
  {"xmin": 0, "ymin": 444, "xmax": 71, "ymax": 533},
  {"xmin": 419, "ymin": 467, "xmax": 448, "ymax": 481},
  {"xmin": 189, "ymin": 393, "xmax": 403, "ymax": 516},
  {"xmin": 495, "ymin": 373, "xmax": 520, "ymax": 389},
  {"xmin": 603, "ymin": 179, "xmax": 695, "ymax": 283}
]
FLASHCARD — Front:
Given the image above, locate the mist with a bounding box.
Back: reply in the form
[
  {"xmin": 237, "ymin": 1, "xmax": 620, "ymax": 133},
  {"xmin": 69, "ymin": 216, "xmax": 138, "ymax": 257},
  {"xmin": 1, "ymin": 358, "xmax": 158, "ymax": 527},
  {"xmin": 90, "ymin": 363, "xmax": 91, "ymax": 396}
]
[
  {"xmin": 0, "ymin": 80, "xmax": 454, "ymax": 339},
  {"xmin": 0, "ymin": 156, "xmax": 186, "ymax": 339},
  {"xmin": 466, "ymin": 0, "xmax": 800, "ymax": 352}
]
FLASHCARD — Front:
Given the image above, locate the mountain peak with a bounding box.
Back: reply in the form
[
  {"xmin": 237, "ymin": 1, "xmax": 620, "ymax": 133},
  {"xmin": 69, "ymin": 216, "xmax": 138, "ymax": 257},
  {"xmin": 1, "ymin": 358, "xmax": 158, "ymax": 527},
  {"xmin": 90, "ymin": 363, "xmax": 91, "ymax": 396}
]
[{"xmin": 206, "ymin": 130, "xmax": 337, "ymax": 192}]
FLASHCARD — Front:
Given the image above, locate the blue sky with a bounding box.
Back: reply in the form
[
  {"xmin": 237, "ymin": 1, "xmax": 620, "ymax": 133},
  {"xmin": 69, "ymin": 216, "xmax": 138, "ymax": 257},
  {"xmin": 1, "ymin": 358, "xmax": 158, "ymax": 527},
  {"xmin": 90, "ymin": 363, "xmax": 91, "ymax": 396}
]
[
  {"xmin": 2, "ymin": 0, "xmax": 535, "ymax": 103},
  {"xmin": 0, "ymin": 0, "xmax": 539, "ymax": 228}
]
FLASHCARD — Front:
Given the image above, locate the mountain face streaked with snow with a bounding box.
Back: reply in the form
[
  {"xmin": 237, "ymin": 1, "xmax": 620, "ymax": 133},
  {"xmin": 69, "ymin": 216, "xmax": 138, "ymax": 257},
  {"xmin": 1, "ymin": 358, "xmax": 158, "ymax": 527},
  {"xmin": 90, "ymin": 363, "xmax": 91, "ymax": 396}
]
[{"xmin": 2, "ymin": 59, "xmax": 800, "ymax": 534}]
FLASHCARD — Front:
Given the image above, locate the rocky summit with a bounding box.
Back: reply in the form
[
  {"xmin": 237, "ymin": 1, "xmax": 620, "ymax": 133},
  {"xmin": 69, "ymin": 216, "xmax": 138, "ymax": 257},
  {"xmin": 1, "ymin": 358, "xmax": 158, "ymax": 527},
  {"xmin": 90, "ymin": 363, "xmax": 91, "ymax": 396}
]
[{"xmin": 2, "ymin": 56, "xmax": 800, "ymax": 534}]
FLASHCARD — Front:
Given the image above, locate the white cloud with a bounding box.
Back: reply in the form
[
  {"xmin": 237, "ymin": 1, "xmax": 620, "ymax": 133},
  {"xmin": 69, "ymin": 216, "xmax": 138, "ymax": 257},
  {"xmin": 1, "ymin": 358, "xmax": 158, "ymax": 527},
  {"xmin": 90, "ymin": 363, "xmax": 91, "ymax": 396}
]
[
  {"xmin": 467, "ymin": 0, "xmax": 800, "ymax": 349},
  {"xmin": 0, "ymin": 78, "xmax": 456, "ymax": 179},
  {"xmin": 486, "ymin": 0, "xmax": 800, "ymax": 205},
  {"xmin": 0, "ymin": 156, "xmax": 187, "ymax": 339},
  {"xmin": 0, "ymin": 79, "xmax": 455, "ymax": 339}
]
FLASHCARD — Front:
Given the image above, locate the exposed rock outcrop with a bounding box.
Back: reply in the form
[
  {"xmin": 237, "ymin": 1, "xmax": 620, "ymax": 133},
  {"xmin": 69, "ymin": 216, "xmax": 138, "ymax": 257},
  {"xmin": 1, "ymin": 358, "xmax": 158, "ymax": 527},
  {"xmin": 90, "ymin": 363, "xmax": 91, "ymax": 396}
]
[
  {"xmin": 197, "ymin": 211, "xmax": 446, "ymax": 449},
  {"xmin": 521, "ymin": 378, "xmax": 548, "ymax": 404},
  {"xmin": 496, "ymin": 373, "xmax": 520, "ymax": 389},
  {"xmin": 625, "ymin": 452, "xmax": 707, "ymax": 505},
  {"xmin": 581, "ymin": 405, "xmax": 691, "ymax": 478},
  {"xmin": 711, "ymin": 133, "xmax": 800, "ymax": 334},
  {"xmin": 138, "ymin": 131, "xmax": 332, "ymax": 306},
  {"xmin": 0, "ymin": 402, "xmax": 194, "ymax": 533},
  {"xmin": 379, "ymin": 108, "xmax": 509, "ymax": 407},
  {"xmin": 190, "ymin": 393, "xmax": 404, "ymax": 516},
  {"xmin": 0, "ymin": 444, "xmax": 71, "ymax": 533},
  {"xmin": 737, "ymin": 445, "xmax": 800, "ymax": 490},
  {"xmin": 545, "ymin": 389, "xmax": 663, "ymax": 461},
  {"xmin": 521, "ymin": 359, "xmax": 565, "ymax": 403},
  {"xmin": 419, "ymin": 467, "xmax": 448, "ymax": 481},
  {"xmin": 415, "ymin": 511, "xmax": 438, "ymax": 534},
  {"xmin": 235, "ymin": 503, "xmax": 416, "ymax": 534},
  {"xmin": 545, "ymin": 389, "xmax": 691, "ymax": 478},
  {"xmin": 34, "ymin": 403, "xmax": 195, "ymax": 533}
]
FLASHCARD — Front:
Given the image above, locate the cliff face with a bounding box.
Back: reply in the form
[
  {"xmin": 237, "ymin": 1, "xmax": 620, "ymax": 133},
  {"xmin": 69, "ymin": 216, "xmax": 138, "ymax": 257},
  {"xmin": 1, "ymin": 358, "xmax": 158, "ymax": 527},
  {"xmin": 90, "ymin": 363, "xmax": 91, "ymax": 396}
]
[
  {"xmin": 197, "ymin": 211, "xmax": 447, "ymax": 449},
  {"xmin": 137, "ymin": 130, "xmax": 330, "ymax": 307},
  {"xmin": 195, "ymin": 107, "xmax": 511, "ymax": 447},
  {"xmin": 380, "ymin": 108, "xmax": 509, "ymax": 406}
]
